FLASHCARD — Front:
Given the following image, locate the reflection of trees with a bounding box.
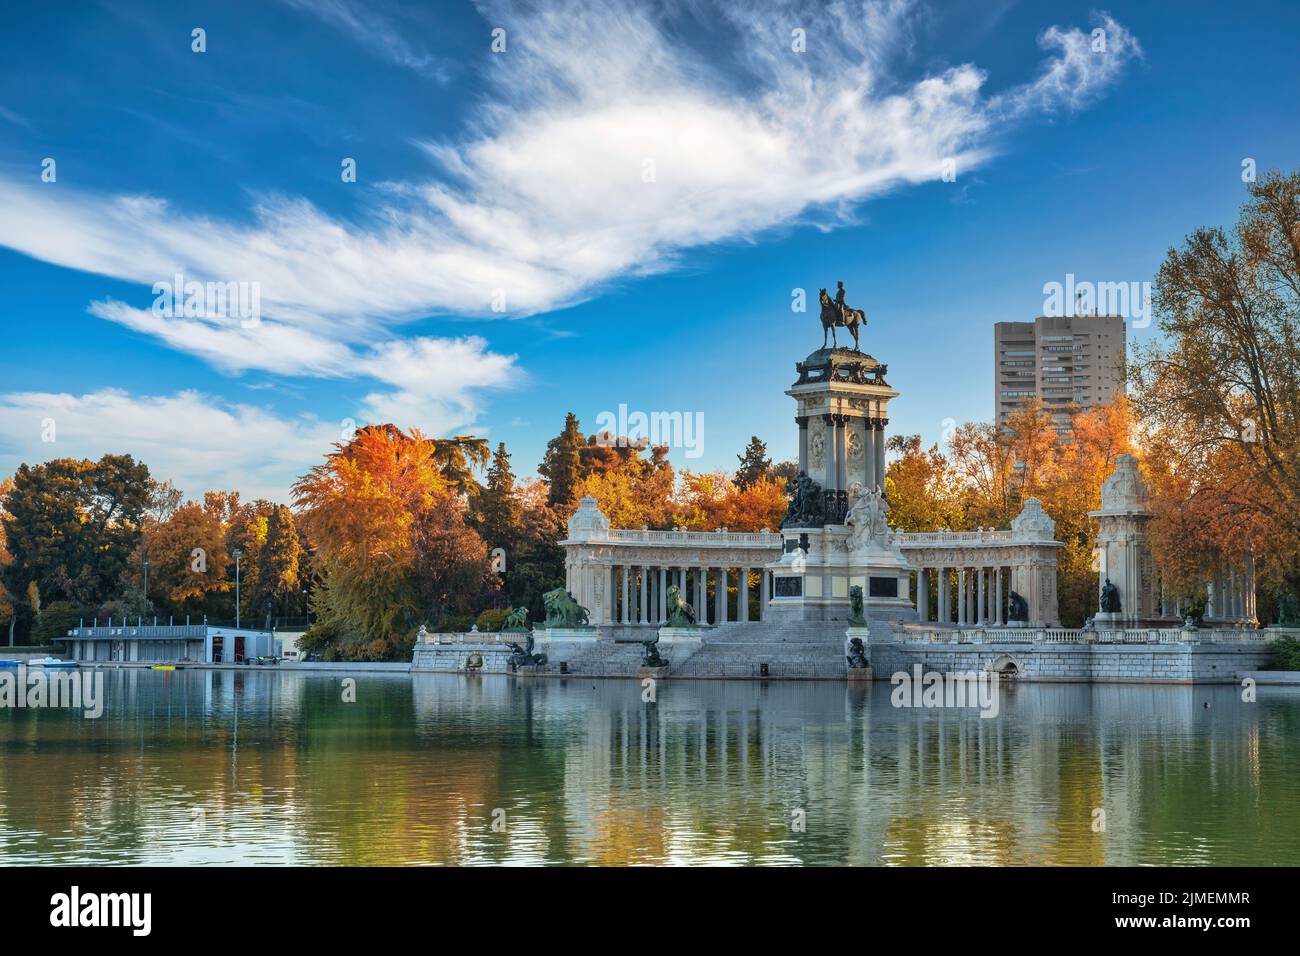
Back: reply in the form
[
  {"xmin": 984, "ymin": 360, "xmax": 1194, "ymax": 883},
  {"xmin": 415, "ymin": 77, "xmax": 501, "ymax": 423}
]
[{"xmin": 4, "ymin": 674, "xmax": 1299, "ymax": 865}]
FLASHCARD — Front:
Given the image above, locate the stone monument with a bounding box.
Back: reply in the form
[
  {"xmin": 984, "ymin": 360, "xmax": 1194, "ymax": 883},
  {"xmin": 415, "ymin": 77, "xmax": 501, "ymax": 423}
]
[
  {"xmin": 1089, "ymin": 454, "xmax": 1177, "ymax": 626},
  {"xmin": 768, "ymin": 283, "xmax": 910, "ymax": 623}
]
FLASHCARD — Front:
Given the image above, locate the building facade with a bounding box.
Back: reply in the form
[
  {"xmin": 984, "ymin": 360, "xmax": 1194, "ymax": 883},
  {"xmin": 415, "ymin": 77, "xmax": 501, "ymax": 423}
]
[
  {"xmin": 58, "ymin": 623, "xmax": 279, "ymax": 663},
  {"xmin": 994, "ymin": 314, "xmax": 1126, "ymax": 434}
]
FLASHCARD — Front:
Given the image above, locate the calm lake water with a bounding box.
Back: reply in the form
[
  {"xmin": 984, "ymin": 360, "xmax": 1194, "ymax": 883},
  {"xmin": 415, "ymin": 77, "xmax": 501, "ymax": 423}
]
[{"xmin": 2, "ymin": 670, "xmax": 1298, "ymax": 866}]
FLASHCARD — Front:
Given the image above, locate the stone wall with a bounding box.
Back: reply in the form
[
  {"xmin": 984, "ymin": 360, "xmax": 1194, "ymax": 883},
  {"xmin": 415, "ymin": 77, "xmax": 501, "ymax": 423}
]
[{"xmin": 869, "ymin": 641, "xmax": 1273, "ymax": 683}]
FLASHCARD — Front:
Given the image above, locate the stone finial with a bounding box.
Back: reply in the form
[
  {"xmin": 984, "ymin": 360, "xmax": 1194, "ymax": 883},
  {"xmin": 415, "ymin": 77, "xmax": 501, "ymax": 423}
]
[
  {"xmin": 1011, "ymin": 497, "xmax": 1056, "ymax": 541},
  {"xmin": 1098, "ymin": 453, "xmax": 1150, "ymax": 514},
  {"xmin": 566, "ymin": 495, "xmax": 611, "ymax": 541}
]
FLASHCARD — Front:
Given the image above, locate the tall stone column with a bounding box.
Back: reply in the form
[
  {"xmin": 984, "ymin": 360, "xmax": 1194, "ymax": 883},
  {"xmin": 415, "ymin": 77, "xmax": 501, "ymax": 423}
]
[
  {"xmin": 938, "ymin": 568, "xmax": 949, "ymax": 624},
  {"xmin": 958, "ymin": 569, "xmax": 967, "ymax": 626},
  {"xmin": 878, "ymin": 421, "xmax": 889, "ymax": 494},
  {"xmin": 917, "ymin": 568, "xmax": 929, "ymax": 622},
  {"xmin": 796, "ymin": 416, "xmax": 809, "ymax": 474},
  {"xmin": 740, "ymin": 568, "xmax": 750, "ymax": 622},
  {"xmin": 760, "ymin": 569, "xmax": 769, "ymax": 620},
  {"xmin": 835, "ymin": 416, "xmax": 848, "ymax": 495},
  {"xmin": 717, "ymin": 568, "xmax": 729, "ymax": 623},
  {"xmin": 863, "ymin": 424, "xmax": 877, "ymax": 491},
  {"xmin": 977, "ymin": 568, "xmax": 986, "ymax": 625},
  {"xmin": 659, "ymin": 568, "xmax": 668, "ymax": 622},
  {"xmin": 640, "ymin": 565, "xmax": 649, "ymax": 623},
  {"xmin": 621, "ymin": 566, "xmax": 630, "ymax": 624},
  {"xmin": 995, "ymin": 567, "xmax": 1003, "ymax": 625}
]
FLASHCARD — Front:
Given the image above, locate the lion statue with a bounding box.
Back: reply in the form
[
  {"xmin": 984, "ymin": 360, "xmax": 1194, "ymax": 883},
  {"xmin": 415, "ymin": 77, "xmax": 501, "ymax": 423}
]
[
  {"xmin": 542, "ymin": 588, "xmax": 591, "ymax": 627},
  {"xmin": 666, "ymin": 584, "xmax": 697, "ymax": 628},
  {"xmin": 501, "ymin": 606, "xmax": 530, "ymax": 632},
  {"xmin": 848, "ymin": 584, "xmax": 867, "ymax": 626}
]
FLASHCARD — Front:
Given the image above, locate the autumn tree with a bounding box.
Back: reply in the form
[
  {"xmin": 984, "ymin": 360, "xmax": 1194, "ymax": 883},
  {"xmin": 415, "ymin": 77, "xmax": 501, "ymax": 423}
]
[
  {"xmin": 672, "ymin": 472, "xmax": 787, "ymax": 532},
  {"xmin": 1132, "ymin": 168, "xmax": 1300, "ymax": 603},
  {"xmin": 294, "ymin": 424, "xmax": 494, "ymax": 659}
]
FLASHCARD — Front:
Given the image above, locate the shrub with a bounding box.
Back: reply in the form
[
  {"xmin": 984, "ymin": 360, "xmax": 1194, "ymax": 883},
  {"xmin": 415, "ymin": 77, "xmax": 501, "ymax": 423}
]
[
  {"xmin": 1266, "ymin": 635, "xmax": 1300, "ymax": 671},
  {"xmin": 475, "ymin": 608, "xmax": 511, "ymax": 632}
]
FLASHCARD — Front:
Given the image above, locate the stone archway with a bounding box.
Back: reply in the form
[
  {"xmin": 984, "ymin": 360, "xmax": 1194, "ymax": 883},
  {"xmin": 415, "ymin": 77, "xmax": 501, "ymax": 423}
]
[{"xmin": 990, "ymin": 654, "xmax": 1021, "ymax": 679}]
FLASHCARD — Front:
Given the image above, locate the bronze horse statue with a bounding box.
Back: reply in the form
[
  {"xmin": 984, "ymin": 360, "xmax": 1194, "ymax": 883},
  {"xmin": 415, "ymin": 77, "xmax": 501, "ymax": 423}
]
[{"xmin": 819, "ymin": 288, "xmax": 865, "ymax": 350}]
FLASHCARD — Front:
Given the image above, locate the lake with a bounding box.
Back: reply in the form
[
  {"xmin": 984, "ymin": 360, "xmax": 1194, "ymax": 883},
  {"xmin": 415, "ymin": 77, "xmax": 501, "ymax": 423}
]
[{"xmin": 2, "ymin": 670, "xmax": 1298, "ymax": 865}]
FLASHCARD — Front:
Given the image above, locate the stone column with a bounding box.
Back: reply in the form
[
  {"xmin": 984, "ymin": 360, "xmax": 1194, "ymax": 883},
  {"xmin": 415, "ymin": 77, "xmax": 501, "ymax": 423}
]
[
  {"xmin": 995, "ymin": 567, "xmax": 1003, "ymax": 625},
  {"xmin": 874, "ymin": 422, "xmax": 886, "ymax": 493},
  {"xmin": 938, "ymin": 568, "xmax": 948, "ymax": 624},
  {"xmin": 977, "ymin": 568, "xmax": 986, "ymax": 625},
  {"xmin": 760, "ymin": 569, "xmax": 769, "ymax": 620},
  {"xmin": 717, "ymin": 568, "xmax": 729, "ymax": 623},
  {"xmin": 696, "ymin": 568, "xmax": 706, "ymax": 622},
  {"xmin": 659, "ymin": 568, "xmax": 668, "ymax": 622},
  {"xmin": 835, "ymin": 416, "xmax": 848, "ymax": 495},
  {"xmin": 621, "ymin": 566, "xmax": 630, "ymax": 624},
  {"xmin": 740, "ymin": 568, "xmax": 750, "ymax": 622},
  {"xmin": 796, "ymin": 416, "xmax": 809, "ymax": 474},
  {"xmin": 640, "ymin": 566, "xmax": 649, "ymax": 623},
  {"xmin": 957, "ymin": 569, "xmax": 967, "ymax": 626},
  {"xmin": 864, "ymin": 424, "xmax": 877, "ymax": 492},
  {"xmin": 917, "ymin": 568, "xmax": 929, "ymax": 622}
]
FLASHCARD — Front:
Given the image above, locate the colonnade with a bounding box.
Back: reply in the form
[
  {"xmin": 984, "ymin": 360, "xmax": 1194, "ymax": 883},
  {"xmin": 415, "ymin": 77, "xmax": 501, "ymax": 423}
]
[
  {"xmin": 914, "ymin": 565, "xmax": 1018, "ymax": 626},
  {"xmin": 599, "ymin": 564, "xmax": 770, "ymax": 626}
]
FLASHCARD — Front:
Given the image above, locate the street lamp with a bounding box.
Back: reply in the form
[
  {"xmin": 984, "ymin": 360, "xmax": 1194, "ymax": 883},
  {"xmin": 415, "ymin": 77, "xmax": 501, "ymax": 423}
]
[{"xmin": 233, "ymin": 549, "xmax": 243, "ymax": 628}]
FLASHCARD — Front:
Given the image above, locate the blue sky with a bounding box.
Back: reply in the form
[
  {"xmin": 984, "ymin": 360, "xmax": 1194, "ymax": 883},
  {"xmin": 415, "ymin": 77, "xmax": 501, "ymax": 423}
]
[{"xmin": 1, "ymin": 0, "xmax": 1297, "ymax": 501}]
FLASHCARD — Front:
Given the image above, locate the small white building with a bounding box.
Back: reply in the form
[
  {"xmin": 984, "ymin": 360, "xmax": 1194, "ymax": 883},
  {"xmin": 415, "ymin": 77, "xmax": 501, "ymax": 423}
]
[{"xmin": 58, "ymin": 623, "xmax": 279, "ymax": 663}]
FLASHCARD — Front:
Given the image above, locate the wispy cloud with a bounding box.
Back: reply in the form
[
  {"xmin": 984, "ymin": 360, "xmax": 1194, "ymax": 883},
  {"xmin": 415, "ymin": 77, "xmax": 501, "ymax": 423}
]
[
  {"xmin": 279, "ymin": 0, "xmax": 453, "ymax": 81},
  {"xmin": 0, "ymin": 2, "xmax": 1140, "ymax": 376},
  {"xmin": 0, "ymin": 389, "xmax": 336, "ymax": 500}
]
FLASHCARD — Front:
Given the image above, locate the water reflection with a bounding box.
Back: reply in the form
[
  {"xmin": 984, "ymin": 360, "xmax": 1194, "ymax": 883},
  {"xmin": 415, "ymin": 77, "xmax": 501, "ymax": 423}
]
[{"xmin": 1, "ymin": 671, "xmax": 1297, "ymax": 865}]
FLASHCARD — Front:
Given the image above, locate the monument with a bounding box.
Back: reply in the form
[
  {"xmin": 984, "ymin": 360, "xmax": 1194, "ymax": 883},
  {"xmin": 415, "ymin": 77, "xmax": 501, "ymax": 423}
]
[{"xmin": 768, "ymin": 282, "xmax": 913, "ymax": 623}]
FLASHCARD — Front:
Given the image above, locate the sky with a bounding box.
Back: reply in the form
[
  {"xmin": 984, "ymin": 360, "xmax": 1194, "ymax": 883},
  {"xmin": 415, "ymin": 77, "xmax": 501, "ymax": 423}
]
[{"xmin": 0, "ymin": 0, "xmax": 1297, "ymax": 502}]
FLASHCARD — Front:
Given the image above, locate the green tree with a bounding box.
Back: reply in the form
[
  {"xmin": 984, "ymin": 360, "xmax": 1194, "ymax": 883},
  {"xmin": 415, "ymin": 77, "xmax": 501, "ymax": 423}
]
[
  {"xmin": 540, "ymin": 412, "xmax": 584, "ymax": 514},
  {"xmin": 734, "ymin": 436, "xmax": 772, "ymax": 490},
  {"xmin": 472, "ymin": 442, "xmax": 521, "ymax": 550},
  {"xmin": 431, "ymin": 436, "xmax": 490, "ymax": 497},
  {"xmin": 2, "ymin": 454, "xmax": 152, "ymax": 609}
]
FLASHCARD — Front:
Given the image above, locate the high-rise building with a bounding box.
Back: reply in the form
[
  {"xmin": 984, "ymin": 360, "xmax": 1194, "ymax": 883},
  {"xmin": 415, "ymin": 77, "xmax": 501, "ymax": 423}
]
[{"xmin": 994, "ymin": 314, "xmax": 1126, "ymax": 434}]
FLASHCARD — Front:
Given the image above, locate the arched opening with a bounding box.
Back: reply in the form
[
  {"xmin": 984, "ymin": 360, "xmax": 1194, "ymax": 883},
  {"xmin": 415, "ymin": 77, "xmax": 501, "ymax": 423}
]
[{"xmin": 990, "ymin": 654, "xmax": 1021, "ymax": 680}]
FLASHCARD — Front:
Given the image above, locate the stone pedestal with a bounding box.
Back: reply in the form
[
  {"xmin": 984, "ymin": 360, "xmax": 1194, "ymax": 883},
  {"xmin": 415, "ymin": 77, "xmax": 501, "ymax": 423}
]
[
  {"xmin": 1006, "ymin": 619, "xmax": 1028, "ymax": 628},
  {"xmin": 847, "ymin": 666, "xmax": 874, "ymax": 681},
  {"xmin": 638, "ymin": 665, "xmax": 670, "ymax": 680},
  {"xmin": 535, "ymin": 627, "xmax": 597, "ymax": 666},
  {"xmin": 1093, "ymin": 611, "xmax": 1123, "ymax": 628},
  {"xmin": 657, "ymin": 627, "xmax": 704, "ymax": 665}
]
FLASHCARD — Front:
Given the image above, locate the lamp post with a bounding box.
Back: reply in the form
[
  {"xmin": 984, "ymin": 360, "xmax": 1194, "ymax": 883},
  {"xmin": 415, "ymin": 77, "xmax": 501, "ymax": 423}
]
[{"xmin": 233, "ymin": 549, "xmax": 243, "ymax": 628}]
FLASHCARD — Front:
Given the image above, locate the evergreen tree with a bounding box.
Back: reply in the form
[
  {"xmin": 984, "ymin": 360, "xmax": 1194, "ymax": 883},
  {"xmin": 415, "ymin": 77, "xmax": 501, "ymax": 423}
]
[
  {"xmin": 734, "ymin": 436, "xmax": 772, "ymax": 489},
  {"xmin": 473, "ymin": 442, "xmax": 521, "ymax": 550},
  {"xmin": 540, "ymin": 412, "xmax": 584, "ymax": 513}
]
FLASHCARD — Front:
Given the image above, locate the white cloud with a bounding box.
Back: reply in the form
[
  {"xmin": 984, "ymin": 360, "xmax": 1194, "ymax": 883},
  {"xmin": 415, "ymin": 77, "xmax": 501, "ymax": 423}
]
[
  {"xmin": 279, "ymin": 0, "xmax": 452, "ymax": 81},
  {"xmin": 0, "ymin": 2, "xmax": 1141, "ymax": 372},
  {"xmin": 0, "ymin": 389, "xmax": 336, "ymax": 501},
  {"xmin": 88, "ymin": 302, "xmax": 519, "ymax": 435}
]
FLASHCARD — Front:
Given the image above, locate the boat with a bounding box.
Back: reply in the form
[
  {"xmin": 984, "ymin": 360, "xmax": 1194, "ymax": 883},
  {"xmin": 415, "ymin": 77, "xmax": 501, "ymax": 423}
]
[
  {"xmin": 29, "ymin": 657, "xmax": 78, "ymax": 668},
  {"xmin": 150, "ymin": 665, "xmax": 176, "ymax": 671}
]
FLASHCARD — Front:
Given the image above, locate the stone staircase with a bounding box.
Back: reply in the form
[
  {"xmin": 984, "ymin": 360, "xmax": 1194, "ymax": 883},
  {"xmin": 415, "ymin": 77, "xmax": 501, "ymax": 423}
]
[
  {"xmin": 535, "ymin": 622, "xmax": 872, "ymax": 680},
  {"xmin": 669, "ymin": 621, "xmax": 848, "ymax": 679}
]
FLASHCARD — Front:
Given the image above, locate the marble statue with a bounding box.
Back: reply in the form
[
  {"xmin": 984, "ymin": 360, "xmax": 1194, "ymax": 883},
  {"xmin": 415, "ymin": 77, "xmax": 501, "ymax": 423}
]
[
  {"xmin": 1100, "ymin": 578, "xmax": 1122, "ymax": 613},
  {"xmin": 848, "ymin": 584, "xmax": 867, "ymax": 626},
  {"xmin": 666, "ymin": 584, "xmax": 697, "ymax": 627},
  {"xmin": 845, "ymin": 486, "xmax": 890, "ymax": 552},
  {"xmin": 542, "ymin": 588, "xmax": 590, "ymax": 627},
  {"xmin": 818, "ymin": 281, "xmax": 865, "ymax": 351}
]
